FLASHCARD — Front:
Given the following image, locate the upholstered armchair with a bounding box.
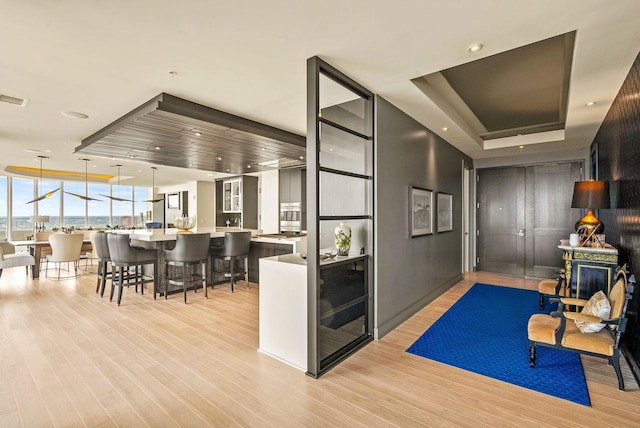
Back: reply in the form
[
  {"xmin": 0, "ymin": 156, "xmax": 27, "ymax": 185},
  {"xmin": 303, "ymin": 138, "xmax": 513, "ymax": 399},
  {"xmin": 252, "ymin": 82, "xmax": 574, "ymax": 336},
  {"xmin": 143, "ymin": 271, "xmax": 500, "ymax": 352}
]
[
  {"xmin": 528, "ymin": 269, "xmax": 635, "ymax": 390},
  {"xmin": 0, "ymin": 244, "xmax": 35, "ymax": 279},
  {"xmin": 537, "ymin": 269, "xmax": 567, "ymax": 310}
]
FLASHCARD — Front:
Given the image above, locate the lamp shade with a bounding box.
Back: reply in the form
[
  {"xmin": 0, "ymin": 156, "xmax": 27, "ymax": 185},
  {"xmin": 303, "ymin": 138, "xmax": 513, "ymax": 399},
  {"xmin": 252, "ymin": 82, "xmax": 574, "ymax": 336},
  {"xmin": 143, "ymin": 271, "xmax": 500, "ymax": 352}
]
[
  {"xmin": 29, "ymin": 215, "xmax": 50, "ymax": 223},
  {"xmin": 571, "ymin": 180, "xmax": 610, "ymax": 209}
]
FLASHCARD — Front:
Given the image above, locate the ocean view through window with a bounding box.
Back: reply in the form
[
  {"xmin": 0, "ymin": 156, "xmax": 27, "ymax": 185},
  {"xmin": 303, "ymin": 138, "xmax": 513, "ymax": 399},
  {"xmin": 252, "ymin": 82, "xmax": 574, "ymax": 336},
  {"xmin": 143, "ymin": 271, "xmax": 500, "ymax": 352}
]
[{"xmin": 0, "ymin": 175, "xmax": 152, "ymax": 241}]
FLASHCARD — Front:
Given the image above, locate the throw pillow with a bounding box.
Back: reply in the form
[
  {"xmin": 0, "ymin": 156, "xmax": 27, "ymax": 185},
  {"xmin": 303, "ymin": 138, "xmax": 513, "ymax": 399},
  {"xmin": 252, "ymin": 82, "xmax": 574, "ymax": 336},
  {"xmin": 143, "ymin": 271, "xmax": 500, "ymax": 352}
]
[{"xmin": 575, "ymin": 290, "xmax": 611, "ymax": 333}]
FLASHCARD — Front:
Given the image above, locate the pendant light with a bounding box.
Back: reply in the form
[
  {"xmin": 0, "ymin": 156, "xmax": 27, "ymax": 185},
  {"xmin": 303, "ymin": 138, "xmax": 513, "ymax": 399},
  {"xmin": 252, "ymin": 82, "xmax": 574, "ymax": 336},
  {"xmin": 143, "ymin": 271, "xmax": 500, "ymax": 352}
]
[
  {"xmin": 63, "ymin": 158, "xmax": 102, "ymax": 201},
  {"xmin": 26, "ymin": 155, "xmax": 60, "ymax": 204},
  {"xmin": 100, "ymin": 164, "xmax": 133, "ymax": 202},
  {"xmin": 142, "ymin": 166, "xmax": 164, "ymax": 203}
]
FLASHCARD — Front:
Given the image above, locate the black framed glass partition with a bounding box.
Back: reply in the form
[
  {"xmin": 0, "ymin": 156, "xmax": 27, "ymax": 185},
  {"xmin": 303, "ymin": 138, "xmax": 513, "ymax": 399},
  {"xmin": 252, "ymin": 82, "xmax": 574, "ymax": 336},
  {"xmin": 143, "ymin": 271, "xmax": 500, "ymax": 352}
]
[{"xmin": 307, "ymin": 57, "xmax": 374, "ymax": 377}]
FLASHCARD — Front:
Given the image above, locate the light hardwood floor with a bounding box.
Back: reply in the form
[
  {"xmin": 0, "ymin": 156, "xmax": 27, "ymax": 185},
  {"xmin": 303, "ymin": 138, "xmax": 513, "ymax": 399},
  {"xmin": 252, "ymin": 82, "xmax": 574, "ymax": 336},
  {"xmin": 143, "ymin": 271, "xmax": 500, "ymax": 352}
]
[{"xmin": 2, "ymin": 267, "xmax": 640, "ymax": 427}]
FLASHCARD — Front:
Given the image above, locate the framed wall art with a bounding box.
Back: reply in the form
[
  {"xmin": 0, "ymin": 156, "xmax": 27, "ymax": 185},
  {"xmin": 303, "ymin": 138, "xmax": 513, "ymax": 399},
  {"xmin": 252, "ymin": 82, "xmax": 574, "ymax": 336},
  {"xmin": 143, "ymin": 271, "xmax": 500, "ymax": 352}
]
[
  {"xmin": 410, "ymin": 186, "xmax": 433, "ymax": 237},
  {"xmin": 167, "ymin": 192, "xmax": 181, "ymax": 210},
  {"xmin": 437, "ymin": 192, "xmax": 453, "ymax": 232}
]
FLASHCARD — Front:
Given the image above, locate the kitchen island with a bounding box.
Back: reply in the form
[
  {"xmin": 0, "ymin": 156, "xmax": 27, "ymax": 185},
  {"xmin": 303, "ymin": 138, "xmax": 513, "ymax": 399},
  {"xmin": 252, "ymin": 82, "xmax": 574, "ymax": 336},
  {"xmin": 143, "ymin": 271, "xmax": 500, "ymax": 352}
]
[{"xmin": 127, "ymin": 229, "xmax": 306, "ymax": 292}]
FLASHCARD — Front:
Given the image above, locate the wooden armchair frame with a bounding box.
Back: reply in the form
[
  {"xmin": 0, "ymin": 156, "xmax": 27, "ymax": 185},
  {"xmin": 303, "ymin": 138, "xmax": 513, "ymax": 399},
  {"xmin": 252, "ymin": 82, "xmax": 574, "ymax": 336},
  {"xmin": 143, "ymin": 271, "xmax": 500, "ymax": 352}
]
[{"xmin": 528, "ymin": 269, "xmax": 635, "ymax": 390}]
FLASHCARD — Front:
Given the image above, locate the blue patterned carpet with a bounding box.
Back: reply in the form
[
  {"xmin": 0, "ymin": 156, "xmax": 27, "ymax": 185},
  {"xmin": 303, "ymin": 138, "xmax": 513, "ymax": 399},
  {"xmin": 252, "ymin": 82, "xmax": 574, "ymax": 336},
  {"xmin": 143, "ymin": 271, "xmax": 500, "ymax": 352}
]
[{"xmin": 407, "ymin": 283, "xmax": 590, "ymax": 406}]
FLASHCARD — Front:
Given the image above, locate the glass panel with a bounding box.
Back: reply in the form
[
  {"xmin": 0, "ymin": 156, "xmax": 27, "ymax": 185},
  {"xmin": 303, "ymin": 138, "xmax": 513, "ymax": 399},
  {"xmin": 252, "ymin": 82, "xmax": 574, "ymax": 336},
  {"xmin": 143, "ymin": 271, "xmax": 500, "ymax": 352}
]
[
  {"xmin": 112, "ymin": 185, "xmax": 133, "ymax": 227},
  {"xmin": 319, "ymin": 257, "xmax": 367, "ymax": 368},
  {"xmin": 63, "ymin": 181, "xmax": 87, "ymax": 228},
  {"xmin": 319, "ymin": 171, "xmax": 371, "ymax": 217},
  {"xmin": 319, "ymin": 122, "xmax": 372, "ymax": 176},
  {"xmin": 11, "ymin": 178, "xmax": 34, "ymax": 240},
  {"xmin": 39, "ymin": 179, "xmax": 61, "ymax": 229},
  {"xmin": 0, "ymin": 177, "xmax": 6, "ymax": 240},
  {"xmin": 319, "ymin": 73, "xmax": 370, "ymax": 137},
  {"xmin": 88, "ymin": 183, "xmax": 110, "ymax": 228},
  {"xmin": 134, "ymin": 187, "xmax": 149, "ymax": 227},
  {"xmin": 319, "ymin": 219, "xmax": 371, "ymax": 256}
]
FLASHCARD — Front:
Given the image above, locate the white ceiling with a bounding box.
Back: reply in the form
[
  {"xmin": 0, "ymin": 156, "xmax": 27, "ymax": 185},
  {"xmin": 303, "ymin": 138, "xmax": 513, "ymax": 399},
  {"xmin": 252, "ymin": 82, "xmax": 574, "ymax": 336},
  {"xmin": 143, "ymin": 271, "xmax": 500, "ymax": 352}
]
[{"xmin": 2, "ymin": 0, "xmax": 640, "ymax": 186}]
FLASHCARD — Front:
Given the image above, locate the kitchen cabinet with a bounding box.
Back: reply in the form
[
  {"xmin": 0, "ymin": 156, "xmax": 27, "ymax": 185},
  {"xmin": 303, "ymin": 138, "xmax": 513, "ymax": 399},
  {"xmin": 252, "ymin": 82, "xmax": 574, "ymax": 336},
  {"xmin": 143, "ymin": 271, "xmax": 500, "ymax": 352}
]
[
  {"xmin": 223, "ymin": 178, "xmax": 242, "ymax": 212},
  {"xmin": 280, "ymin": 168, "xmax": 306, "ymax": 230},
  {"xmin": 216, "ymin": 176, "xmax": 258, "ymax": 229},
  {"xmin": 279, "ymin": 168, "xmax": 305, "ymax": 204}
]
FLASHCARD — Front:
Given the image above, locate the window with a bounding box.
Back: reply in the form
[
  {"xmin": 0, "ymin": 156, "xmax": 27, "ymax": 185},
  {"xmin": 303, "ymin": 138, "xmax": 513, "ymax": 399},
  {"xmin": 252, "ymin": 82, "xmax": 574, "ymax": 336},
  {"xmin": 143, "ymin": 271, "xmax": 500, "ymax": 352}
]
[
  {"xmin": 39, "ymin": 179, "xmax": 61, "ymax": 229},
  {"xmin": 11, "ymin": 178, "xmax": 34, "ymax": 240},
  {"xmin": 134, "ymin": 187, "xmax": 149, "ymax": 227},
  {"xmin": 88, "ymin": 183, "xmax": 110, "ymax": 228},
  {"xmin": 63, "ymin": 181, "xmax": 87, "ymax": 228},
  {"xmin": 0, "ymin": 176, "xmax": 7, "ymax": 240},
  {"xmin": 112, "ymin": 185, "xmax": 133, "ymax": 227}
]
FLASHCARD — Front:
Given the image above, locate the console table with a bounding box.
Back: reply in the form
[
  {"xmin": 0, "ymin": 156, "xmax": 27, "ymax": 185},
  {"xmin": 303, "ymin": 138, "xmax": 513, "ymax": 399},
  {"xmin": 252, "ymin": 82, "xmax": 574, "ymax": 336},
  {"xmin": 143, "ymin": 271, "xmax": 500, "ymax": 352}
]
[{"xmin": 558, "ymin": 244, "xmax": 618, "ymax": 299}]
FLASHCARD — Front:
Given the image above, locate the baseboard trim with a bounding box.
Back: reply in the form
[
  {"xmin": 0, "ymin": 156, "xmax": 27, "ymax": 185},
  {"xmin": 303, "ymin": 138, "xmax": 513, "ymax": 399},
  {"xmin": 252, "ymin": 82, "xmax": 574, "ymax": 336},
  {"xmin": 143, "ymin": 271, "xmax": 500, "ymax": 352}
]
[{"xmin": 374, "ymin": 273, "xmax": 463, "ymax": 339}]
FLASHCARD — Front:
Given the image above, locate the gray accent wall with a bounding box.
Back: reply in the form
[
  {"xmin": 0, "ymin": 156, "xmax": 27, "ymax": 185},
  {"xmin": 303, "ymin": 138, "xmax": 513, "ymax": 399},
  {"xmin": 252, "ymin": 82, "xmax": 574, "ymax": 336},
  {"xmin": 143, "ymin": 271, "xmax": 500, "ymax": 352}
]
[{"xmin": 375, "ymin": 96, "xmax": 472, "ymax": 338}]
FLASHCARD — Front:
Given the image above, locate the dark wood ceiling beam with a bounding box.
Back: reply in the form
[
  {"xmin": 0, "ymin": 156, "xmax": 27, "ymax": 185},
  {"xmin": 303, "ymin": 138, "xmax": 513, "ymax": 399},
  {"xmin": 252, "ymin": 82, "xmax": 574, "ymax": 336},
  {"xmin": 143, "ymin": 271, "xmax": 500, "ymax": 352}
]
[{"xmin": 76, "ymin": 93, "xmax": 306, "ymax": 175}]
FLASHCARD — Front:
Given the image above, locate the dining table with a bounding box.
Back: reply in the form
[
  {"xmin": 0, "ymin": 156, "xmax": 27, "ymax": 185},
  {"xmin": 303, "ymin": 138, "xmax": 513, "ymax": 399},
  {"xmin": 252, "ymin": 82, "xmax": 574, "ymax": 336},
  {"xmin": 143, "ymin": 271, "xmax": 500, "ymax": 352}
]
[{"xmin": 9, "ymin": 238, "xmax": 93, "ymax": 279}]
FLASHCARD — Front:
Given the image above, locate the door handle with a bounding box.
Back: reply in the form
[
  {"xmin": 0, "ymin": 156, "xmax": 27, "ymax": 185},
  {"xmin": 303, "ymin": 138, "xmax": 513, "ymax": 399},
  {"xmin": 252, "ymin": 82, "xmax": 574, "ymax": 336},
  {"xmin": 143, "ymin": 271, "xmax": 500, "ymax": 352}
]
[{"xmin": 518, "ymin": 230, "xmax": 525, "ymax": 237}]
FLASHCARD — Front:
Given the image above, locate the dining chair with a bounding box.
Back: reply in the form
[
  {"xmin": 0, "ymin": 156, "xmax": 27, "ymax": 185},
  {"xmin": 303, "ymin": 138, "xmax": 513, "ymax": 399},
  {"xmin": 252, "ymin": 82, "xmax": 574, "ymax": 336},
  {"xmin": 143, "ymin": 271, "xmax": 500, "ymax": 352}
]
[{"xmin": 45, "ymin": 233, "xmax": 84, "ymax": 280}]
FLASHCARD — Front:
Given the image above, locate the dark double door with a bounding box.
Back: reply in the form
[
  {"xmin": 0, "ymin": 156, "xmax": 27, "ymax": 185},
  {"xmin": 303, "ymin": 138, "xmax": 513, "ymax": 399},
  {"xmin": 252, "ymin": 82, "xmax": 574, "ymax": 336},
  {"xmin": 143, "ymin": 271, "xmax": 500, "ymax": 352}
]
[{"xmin": 477, "ymin": 162, "xmax": 582, "ymax": 278}]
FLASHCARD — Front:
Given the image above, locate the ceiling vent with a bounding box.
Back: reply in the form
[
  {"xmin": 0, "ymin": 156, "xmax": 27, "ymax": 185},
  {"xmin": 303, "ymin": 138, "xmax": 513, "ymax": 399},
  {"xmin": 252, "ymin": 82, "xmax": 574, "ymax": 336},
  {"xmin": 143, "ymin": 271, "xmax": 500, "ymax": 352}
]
[{"xmin": 0, "ymin": 94, "xmax": 29, "ymax": 107}]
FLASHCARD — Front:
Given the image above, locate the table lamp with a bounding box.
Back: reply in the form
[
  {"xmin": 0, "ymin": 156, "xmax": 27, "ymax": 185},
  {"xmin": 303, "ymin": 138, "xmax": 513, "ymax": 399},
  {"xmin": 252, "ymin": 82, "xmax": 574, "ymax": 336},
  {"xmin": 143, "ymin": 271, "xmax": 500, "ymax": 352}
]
[
  {"xmin": 29, "ymin": 215, "xmax": 50, "ymax": 232},
  {"xmin": 571, "ymin": 179, "xmax": 610, "ymax": 235}
]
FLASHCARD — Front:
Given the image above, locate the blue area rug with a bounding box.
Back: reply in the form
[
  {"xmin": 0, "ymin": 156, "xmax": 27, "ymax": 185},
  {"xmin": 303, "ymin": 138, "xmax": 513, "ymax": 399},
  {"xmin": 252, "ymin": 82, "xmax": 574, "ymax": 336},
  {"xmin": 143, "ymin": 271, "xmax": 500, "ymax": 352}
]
[{"xmin": 407, "ymin": 283, "xmax": 591, "ymax": 406}]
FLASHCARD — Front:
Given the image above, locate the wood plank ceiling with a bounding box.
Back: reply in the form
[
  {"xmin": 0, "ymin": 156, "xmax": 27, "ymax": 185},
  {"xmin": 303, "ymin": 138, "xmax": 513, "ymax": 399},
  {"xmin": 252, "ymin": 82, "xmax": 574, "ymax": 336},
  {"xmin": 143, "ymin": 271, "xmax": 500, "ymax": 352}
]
[{"xmin": 75, "ymin": 93, "xmax": 306, "ymax": 175}]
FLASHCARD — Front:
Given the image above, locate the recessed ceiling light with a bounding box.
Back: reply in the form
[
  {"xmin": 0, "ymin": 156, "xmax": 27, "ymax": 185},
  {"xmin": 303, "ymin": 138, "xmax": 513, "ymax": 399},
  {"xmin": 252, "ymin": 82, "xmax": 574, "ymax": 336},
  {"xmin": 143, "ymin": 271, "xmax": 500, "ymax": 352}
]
[
  {"xmin": 299, "ymin": 156, "xmax": 304, "ymax": 160},
  {"xmin": 247, "ymin": 165, "xmax": 252, "ymax": 168},
  {"xmin": 207, "ymin": 173, "xmax": 213, "ymax": 176},
  {"xmin": 168, "ymin": 71, "xmax": 178, "ymax": 77},
  {"xmin": 138, "ymin": 169, "xmax": 142, "ymax": 173},
  {"xmin": 61, "ymin": 111, "xmax": 89, "ymax": 119},
  {"xmin": 24, "ymin": 149, "xmax": 42, "ymax": 153},
  {"xmin": 189, "ymin": 162, "xmax": 194, "ymax": 167},
  {"xmin": 586, "ymin": 101, "xmax": 596, "ymax": 106},
  {"xmin": 226, "ymin": 169, "xmax": 230, "ymax": 172},
  {"xmin": 329, "ymin": 148, "xmax": 334, "ymax": 151},
  {"xmin": 518, "ymin": 145, "xmax": 524, "ymax": 149},
  {"xmin": 468, "ymin": 43, "xmax": 483, "ymax": 53},
  {"xmin": 0, "ymin": 93, "xmax": 29, "ymax": 107},
  {"xmin": 45, "ymin": 149, "xmax": 52, "ymax": 153},
  {"xmin": 195, "ymin": 132, "xmax": 201, "ymax": 136},
  {"xmin": 442, "ymin": 127, "xmax": 449, "ymax": 132},
  {"xmin": 261, "ymin": 147, "xmax": 267, "ymax": 151},
  {"xmin": 155, "ymin": 146, "xmax": 161, "ymax": 150},
  {"xmin": 216, "ymin": 156, "xmax": 222, "ymax": 161}
]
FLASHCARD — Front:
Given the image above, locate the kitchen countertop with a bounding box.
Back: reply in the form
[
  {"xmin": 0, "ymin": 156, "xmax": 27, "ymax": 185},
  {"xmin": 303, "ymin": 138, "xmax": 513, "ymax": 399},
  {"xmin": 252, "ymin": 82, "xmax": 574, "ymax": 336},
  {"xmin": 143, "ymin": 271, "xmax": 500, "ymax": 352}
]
[
  {"xmin": 262, "ymin": 252, "xmax": 364, "ymax": 266},
  {"xmin": 128, "ymin": 228, "xmax": 260, "ymax": 242},
  {"xmin": 126, "ymin": 228, "xmax": 306, "ymax": 245}
]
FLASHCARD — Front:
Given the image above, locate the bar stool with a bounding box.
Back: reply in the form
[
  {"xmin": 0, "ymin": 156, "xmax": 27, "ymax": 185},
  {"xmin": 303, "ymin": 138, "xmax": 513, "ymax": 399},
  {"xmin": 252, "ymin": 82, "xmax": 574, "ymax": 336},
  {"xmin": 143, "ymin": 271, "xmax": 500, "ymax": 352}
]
[
  {"xmin": 209, "ymin": 231, "xmax": 251, "ymax": 292},
  {"xmin": 163, "ymin": 233, "xmax": 211, "ymax": 303},
  {"xmin": 107, "ymin": 234, "xmax": 158, "ymax": 306},
  {"xmin": 93, "ymin": 231, "xmax": 111, "ymax": 297}
]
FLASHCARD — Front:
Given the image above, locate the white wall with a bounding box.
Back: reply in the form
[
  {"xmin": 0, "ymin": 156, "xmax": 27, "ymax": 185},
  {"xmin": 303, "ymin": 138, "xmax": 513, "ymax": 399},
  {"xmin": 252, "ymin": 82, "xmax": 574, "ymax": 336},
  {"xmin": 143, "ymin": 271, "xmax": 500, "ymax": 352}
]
[
  {"xmin": 260, "ymin": 170, "xmax": 280, "ymax": 234},
  {"xmin": 196, "ymin": 181, "xmax": 215, "ymax": 229},
  {"xmin": 158, "ymin": 181, "xmax": 197, "ymax": 225}
]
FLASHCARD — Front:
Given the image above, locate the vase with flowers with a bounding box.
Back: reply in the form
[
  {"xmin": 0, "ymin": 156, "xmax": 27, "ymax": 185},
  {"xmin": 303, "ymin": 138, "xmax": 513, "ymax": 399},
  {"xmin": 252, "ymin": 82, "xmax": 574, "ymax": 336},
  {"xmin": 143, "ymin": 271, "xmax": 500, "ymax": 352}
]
[{"xmin": 334, "ymin": 222, "xmax": 351, "ymax": 256}]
